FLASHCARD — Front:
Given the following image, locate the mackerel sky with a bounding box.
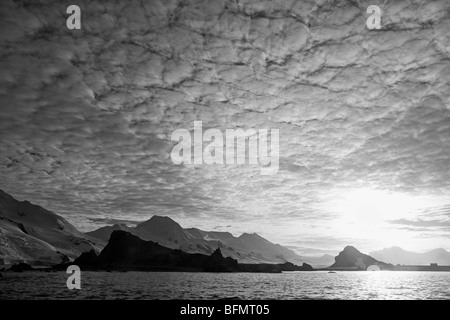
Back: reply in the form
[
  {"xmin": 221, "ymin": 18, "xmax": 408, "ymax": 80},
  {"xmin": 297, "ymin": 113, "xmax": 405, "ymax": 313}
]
[{"xmin": 1, "ymin": 0, "xmax": 450, "ymax": 255}]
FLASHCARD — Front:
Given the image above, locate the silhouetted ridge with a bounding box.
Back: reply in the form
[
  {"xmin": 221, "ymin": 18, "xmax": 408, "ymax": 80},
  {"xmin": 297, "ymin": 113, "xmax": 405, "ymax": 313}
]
[
  {"xmin": 64, "ymin": 231, "xmax": 313, "ymax": 273},
  {"xmin": 70, "ymin": 230, "xmax": 239, "ymax": 272}
]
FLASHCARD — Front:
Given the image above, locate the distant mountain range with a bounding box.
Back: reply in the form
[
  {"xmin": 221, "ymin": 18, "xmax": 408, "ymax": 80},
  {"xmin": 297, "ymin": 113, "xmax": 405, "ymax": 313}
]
[
  {"xmin": 2, "ymin": 189, "xmax": 448, "ymax": 269},
  {"xmin": 86, "ymin": 215, "xmax": 305, "ymax": 265},
  {"xmin": 370, "ymin": 247, "xmax": 450, "ymax": 266},
  {"xmin": 0, "ymin": 190, "xmax": 102, "ymax": 265}
]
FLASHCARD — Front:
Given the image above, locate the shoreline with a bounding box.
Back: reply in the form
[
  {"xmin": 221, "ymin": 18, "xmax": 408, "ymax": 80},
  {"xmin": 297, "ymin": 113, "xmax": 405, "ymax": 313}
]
[{"xmin": 3, "ymin": 266, "xmax": 450, "ymax": 274}]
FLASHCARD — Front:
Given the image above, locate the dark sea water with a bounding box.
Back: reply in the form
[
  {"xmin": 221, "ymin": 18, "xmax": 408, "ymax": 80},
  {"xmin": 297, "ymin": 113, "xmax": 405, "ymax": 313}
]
[{"xmin": 1, "ymin": 271, "xmax": 449, "ymax": 300}]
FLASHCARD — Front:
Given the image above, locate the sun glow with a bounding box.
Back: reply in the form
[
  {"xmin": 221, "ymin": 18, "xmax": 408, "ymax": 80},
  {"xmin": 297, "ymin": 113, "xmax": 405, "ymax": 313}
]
[
  {"xmin": 335, "ymin": 188, "xmax": 430, "ymax": 226},
  {"xmin": 326, "ymin": 188, "xmax": 440, "ymax": 248}
]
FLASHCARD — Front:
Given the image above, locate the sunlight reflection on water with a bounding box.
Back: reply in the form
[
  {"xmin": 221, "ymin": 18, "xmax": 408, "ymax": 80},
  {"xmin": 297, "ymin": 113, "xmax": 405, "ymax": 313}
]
[{"xmin": 1, "ymin": 271, "xmax": 449, "ymax": 300}]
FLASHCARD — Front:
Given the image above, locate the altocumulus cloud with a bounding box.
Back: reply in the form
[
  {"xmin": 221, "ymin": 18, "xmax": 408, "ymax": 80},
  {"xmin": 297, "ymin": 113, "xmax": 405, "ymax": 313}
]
[{"xmin": 0, "ymin": 0, "xmax": 450, "ymax": 252}]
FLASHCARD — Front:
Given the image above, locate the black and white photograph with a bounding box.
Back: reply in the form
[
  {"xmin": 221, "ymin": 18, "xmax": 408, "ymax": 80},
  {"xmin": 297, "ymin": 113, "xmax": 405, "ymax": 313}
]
[{"xmin": 0, "ymin": 0, "xmax": 450, "ymax": 307}]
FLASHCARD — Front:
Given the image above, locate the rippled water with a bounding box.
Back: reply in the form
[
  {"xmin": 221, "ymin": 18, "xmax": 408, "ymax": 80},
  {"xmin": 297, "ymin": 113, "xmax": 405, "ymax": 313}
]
[{"xmin": 1, "ymin": 271, "xmax": 449, "ymax": 300}]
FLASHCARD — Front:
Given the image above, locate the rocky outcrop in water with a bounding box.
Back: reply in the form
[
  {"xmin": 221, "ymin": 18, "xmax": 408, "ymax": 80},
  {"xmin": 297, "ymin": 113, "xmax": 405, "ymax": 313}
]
[{"xmin": 330, "ymin": 246, "xmax": 391, "ymax": 270}]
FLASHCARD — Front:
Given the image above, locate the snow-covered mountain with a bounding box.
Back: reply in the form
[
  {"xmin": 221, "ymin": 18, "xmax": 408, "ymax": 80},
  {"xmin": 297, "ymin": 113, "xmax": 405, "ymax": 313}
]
[
  {"xmin": 0, "ymin": 190, "xmax": 103, "ymax": 265},
  {"xmin": 86, "ymin": 216, "xmax": 304, "ymax": 265},
  {"xmin": 370, "ymin": 247, "xmax": 450, "ymax": 266},
  {"xmin": 0, "ymin": 189, "xmax": 306, "ymax": 266}
]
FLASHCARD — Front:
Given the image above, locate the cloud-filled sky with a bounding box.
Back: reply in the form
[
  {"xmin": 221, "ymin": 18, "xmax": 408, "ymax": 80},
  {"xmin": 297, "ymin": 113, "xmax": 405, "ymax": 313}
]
[{"xmin": 1, "ymin": 0, "xmax": 449, "ymax": 255}]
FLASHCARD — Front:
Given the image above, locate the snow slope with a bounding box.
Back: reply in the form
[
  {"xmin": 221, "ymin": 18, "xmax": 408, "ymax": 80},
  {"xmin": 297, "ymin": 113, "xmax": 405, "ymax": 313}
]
[{"xmin": 0, "ymin": 190, "xmax": 103, "ymax": 265}]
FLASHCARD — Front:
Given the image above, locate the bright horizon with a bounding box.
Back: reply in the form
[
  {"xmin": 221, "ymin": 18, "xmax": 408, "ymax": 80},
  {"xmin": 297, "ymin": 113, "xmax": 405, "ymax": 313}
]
[
  {"xmin": 6, "ymin": 188, "xmax": 450, "ymax": 257},
  {"xmin": 1, "ymin": 0, "xmax": 450, "ymax": 259}
]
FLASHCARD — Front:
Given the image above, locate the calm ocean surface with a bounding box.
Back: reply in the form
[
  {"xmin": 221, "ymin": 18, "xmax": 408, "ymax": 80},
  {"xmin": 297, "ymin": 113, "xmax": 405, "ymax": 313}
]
[{"xmin": 1, "ymin": 271, "xmax": 449, "ymax": 300}]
